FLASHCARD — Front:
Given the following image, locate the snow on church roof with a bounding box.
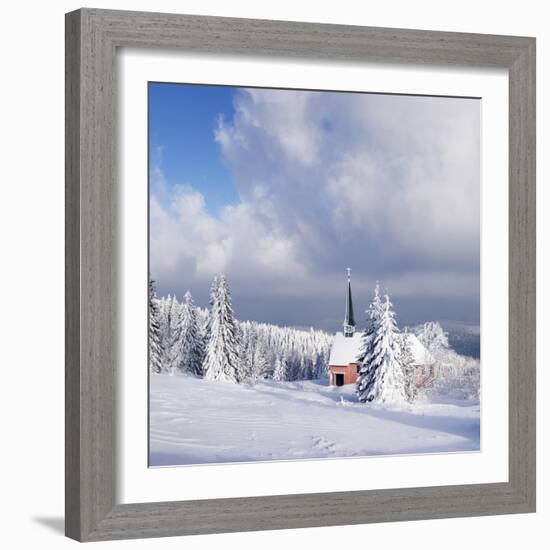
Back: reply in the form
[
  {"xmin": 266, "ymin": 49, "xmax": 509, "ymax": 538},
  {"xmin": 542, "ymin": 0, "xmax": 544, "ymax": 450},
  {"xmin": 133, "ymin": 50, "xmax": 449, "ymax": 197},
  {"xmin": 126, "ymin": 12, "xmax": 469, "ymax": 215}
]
[{"xmin": 329, "ymin": 332, "xmax": 363, "ymax": 366}]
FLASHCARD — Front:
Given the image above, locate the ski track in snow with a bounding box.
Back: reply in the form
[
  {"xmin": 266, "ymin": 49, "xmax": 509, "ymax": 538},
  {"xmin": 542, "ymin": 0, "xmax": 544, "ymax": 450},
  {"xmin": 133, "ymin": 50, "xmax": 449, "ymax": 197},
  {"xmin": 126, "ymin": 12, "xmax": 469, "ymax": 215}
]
[{"xmin": 149, "ymin": 374, "xmax": 480, "ymax": 466}]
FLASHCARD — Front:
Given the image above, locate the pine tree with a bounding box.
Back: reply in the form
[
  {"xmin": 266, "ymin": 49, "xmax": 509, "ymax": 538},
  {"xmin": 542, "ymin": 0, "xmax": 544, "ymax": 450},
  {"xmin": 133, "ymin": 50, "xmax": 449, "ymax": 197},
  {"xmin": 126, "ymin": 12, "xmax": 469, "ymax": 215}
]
[
  {"xmin": 397, "ymin": 330, "xmax": 417, "ymax": 402},
  {"xmin": 357, "ymin": 282, "xmax": 383, "ymax": 364},
  {"xmin": 251, "ymin": 340, "xmax": 270, "ymax": 380},
  {"xmin": 148, "ymin": 278, "xmax": 162, "ymax": 374},
  {"xmin": 301, "ymin": 356, "xmax": 314, "ymax": 380},
  {"xmin": 314, "ymin": 352, "xmax": 326, "ymax": 379},
  {"xmin": 162, "ymin": 295, "xmax": 180, "ymax": 374},
  {"xmin": 286, "ymin": 354, "xmax": 301, "ymax": 381},
  {"xmin": 272, "ymin": 354, "xmax": 288, "ymax": 381},
  {"xmin": 356, "ymin": 294, "xmax": 406, "ymax": 404},
  {"xmin": 240, "ymin": 322, "xmax": 256, "ymax": 379},
  {"xmin": 157, "ymin": 295, "xmax": 171, "ymax": 372},
  {"xmin": 171, "ymin": 291, "xmax": 205, "ymax": 375},
  {"xmin": 203, "ymin": 274, "xmax": 244, "ymax": 383},
  {"xmin": 415, "ymin": 321, "xmax": 449, "ymax": 357}
]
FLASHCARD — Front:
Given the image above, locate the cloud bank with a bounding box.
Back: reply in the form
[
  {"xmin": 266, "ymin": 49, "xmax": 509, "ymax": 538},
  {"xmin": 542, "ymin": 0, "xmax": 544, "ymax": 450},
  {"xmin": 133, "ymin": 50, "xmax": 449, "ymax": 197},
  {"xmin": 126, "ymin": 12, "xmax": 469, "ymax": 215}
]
[{"xmin": 150, "ymin": 88, "xmax": 480, "ymax": 331}]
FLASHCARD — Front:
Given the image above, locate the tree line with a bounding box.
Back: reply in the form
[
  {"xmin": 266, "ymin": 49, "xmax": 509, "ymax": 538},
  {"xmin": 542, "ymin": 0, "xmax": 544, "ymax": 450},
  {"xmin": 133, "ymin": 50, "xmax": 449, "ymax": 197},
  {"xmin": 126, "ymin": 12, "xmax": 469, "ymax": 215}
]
[
  {"xmin": 148, "ymin": 275, "xmax": 333, "ymax": 383},
  {"xmin": 149, "ymin": 275, "xmax": 480, "ymax": 403}
]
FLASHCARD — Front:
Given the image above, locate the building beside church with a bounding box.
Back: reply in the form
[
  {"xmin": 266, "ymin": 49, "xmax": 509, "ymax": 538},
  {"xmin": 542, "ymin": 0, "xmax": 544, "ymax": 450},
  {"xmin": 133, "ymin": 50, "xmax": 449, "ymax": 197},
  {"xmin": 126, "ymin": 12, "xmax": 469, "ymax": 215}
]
[{"xmin": 328, "ymin": 270, "xmax": 434, "ymax": 387}]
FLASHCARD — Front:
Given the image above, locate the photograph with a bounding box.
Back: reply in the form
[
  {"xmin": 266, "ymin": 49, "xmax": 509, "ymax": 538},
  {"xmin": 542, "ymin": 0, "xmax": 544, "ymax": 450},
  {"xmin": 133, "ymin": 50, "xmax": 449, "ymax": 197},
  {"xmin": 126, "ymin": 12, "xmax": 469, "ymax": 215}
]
[
  {"xmin": 148, "ymin": 82, "xmax": 481, "ymax": 467},
  {"xmin": 1, "ymin": 0, "xmax": 539, "ymax": 545}
]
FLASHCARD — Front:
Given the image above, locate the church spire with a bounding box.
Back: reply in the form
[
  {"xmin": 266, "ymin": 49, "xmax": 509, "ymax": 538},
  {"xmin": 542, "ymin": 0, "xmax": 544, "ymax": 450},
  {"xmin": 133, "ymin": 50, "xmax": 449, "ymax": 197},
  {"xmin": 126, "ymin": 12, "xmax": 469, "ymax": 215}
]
[{"xmin": 343, "ymin": 268, "xmax": 356, "ymax": 337}]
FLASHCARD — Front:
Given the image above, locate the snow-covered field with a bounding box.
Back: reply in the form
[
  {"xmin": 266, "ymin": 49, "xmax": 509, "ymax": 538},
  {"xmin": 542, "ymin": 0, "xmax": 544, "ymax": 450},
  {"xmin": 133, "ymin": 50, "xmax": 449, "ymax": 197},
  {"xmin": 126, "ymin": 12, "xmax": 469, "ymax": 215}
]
[{"xmin": 149, "ymin": 374, "xmax": 480, "ymax": 466}]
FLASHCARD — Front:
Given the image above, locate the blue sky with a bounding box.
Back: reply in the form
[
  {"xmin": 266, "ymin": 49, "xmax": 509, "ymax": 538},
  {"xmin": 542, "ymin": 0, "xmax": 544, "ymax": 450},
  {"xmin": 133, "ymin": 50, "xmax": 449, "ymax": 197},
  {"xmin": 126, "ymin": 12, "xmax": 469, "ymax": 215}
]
[
  {"xmin": 149, "ymin": 83, "xmax": 480, "ymax": 332},
  {"xmin": 149, "ymin": 83, "xmax": 238, "ymax": 214}
]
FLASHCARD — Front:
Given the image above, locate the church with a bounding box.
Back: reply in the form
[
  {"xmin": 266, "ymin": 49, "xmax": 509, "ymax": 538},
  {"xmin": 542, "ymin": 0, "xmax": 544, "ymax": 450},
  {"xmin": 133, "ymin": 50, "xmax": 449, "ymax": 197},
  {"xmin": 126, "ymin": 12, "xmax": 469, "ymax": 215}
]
[
  {"xmin": 328, "ymin": 269, "xmax": 363, "ymax": 386},
  {"xmin": 328, "ymin": 270, "xmax": 434, "ymax": 386}
]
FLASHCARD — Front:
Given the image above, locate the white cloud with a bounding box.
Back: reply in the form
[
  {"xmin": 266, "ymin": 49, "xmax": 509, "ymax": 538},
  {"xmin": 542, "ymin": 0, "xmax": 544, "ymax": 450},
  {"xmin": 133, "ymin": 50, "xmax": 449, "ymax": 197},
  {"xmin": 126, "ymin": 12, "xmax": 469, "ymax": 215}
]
[
  {"xmin": 151, "ymin": 88, "xmax": 480, "ymax": 326},
  {"xmin": 150, "ymin": 183, "xmax": 307, "ymax": 302},
  {"xmin": 216, "ymin": 89, "xmax": 321, "ymax": 166}
]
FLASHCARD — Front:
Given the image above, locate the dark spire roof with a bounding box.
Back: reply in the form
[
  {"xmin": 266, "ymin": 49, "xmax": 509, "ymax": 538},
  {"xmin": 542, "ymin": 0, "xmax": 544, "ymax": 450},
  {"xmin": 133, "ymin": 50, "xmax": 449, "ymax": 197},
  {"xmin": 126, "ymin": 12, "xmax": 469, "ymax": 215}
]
[{"xmin": 344, "ymin": 268, "xmax": 356, "ymax": 328}]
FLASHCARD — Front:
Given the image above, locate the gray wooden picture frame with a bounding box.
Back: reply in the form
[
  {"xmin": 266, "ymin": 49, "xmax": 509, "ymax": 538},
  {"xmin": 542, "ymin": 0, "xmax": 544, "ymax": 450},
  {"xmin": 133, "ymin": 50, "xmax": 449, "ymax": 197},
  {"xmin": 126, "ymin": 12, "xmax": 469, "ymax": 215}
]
[{"xmin": 65, "ymin": 8, "xmax": 536, "ymax": 542}]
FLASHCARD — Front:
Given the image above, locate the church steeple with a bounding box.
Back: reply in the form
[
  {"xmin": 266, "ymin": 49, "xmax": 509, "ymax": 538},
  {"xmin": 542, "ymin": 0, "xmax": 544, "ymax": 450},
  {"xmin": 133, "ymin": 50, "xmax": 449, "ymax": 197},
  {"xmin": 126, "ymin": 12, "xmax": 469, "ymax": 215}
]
[{"xmin": 343, "ymin": 268, "xmax": 356, "ymax": 337}]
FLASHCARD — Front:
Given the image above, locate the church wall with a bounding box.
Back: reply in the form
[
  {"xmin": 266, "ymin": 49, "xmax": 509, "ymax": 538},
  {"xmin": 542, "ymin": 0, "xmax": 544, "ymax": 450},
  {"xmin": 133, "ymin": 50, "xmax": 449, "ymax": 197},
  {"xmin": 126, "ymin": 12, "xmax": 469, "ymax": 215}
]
[{"xmin": 329, "ymin": 363, "xmax": 359, "ymax": 385}]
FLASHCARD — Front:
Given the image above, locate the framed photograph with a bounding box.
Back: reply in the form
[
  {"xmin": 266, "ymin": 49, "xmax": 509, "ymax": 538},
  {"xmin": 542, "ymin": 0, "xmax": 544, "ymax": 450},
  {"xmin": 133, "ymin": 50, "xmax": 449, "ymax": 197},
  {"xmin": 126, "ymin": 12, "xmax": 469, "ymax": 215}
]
[{"xmin": 65, "ymin": 8, "xmax": 536, "ymax": 542}]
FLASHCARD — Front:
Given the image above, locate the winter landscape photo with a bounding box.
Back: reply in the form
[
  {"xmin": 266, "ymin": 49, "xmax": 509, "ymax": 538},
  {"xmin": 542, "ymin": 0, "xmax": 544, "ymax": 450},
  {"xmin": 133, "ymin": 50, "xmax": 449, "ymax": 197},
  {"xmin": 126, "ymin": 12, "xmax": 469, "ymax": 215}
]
[{"xmin": 148, "ymin": 82, "xmax": 481, "ymax": 467}]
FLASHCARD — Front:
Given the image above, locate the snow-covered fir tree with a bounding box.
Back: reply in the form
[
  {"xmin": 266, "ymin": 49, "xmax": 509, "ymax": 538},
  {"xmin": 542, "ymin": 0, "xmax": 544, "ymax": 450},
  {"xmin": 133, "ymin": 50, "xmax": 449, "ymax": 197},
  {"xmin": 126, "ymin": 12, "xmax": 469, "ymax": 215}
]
[
  {"xmin": 148, "ymin": 278, "xmax": 162, "ymax": 374},
  {"xmin": 286, "ymin": 355, "xmax": 302, "ymax": 381},
  {"xmin": 157, "ymin": 295, "xmax": 170, "ymax": 371},
  {"xmin": 397, "ymin": 330, "xmax": 417, "ymax": 402},
  {"xmin": 357, "ymin": 282, "xmax": 383, "ymax": 364},
  {"xmin": 356, "ymin": 294, "xmax": 406, "ymax": 404},
  {"xmin": 240, "ymin": 322, "xmax": 257, "ymax": 380},
  {"xmin": 171, "ymin": 291, "xmax": 205, "ymax": 375},
  {"xmin": 272, "ymin": 354, "xmax": 288, "ymax": 381},
  {"xmin": 251, "ymin": 340, "xmax": 270, "ymax": 380},
  {"xmin": 356, "ymin": 284, "xmax": 383, "ymax": 399},
  {"xmin": 159, "ymin": 295, "xmax": 180, "ymax": 373},
  {"xmin": 414, "ymin": 321, "xmax": 450, "ymax": 357},
  {"xmin": 203, "ymin": 275, "xmax": 244, "ymax": 383},
  {"xmin": 314, "ymin": 351, "xmax": 328, "ymax": 379},
  {"xmin": 300, "ymin": 356, "xmax": 313, "ymax": 380}
]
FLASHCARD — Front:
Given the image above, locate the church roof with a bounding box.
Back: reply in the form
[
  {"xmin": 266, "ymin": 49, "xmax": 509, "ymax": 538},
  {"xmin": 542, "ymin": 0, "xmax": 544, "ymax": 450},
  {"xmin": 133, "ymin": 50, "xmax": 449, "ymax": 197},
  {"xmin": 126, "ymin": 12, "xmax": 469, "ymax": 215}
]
[{"xmin": 329, "ymin": 332, "xmax": 363, "ymax": 366}]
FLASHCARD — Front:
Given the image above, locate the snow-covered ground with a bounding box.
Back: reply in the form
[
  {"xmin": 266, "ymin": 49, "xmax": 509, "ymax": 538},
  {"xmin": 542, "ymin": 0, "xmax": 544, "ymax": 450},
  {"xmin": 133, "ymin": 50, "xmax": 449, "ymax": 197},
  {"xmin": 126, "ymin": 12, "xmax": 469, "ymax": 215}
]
[{"xmin": 149, "ymin": 374, "xmax": 480, "ymax": 466}]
